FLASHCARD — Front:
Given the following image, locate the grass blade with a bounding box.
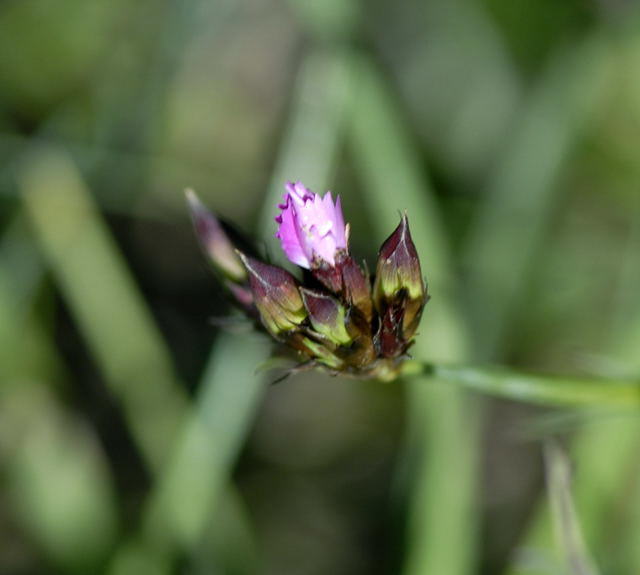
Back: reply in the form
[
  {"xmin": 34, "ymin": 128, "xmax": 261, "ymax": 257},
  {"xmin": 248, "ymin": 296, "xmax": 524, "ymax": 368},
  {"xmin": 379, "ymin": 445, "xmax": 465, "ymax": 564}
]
[
  {"xmin": 107, "ymin": 46, "xmax": 355, "ymax": 573},
  {"xmin": 544, "ymin": 442, "xmax": 600, "ymax": 575},
  {"xmin": 501, "ymin": 36, "xmax": 640, "ymax": 575},
  {"xmin": 20, "ymin": 150, "xmax": 189, "ymax": 472},
  {"xmin": 462, "ymin": 36, "xmax": 611, "ymax": 360},
  {"xmin": 348, "ymin": 54, "xmax": 477, "ymax": 575},
  {"xmin": 410, "ymin": 363, "xmax": 640, "ymax": 408}
]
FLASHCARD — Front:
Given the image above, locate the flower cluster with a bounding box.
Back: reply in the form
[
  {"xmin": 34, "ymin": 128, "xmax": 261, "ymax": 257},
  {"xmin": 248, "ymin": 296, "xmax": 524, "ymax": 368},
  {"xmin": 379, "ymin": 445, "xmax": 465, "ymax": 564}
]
[{"xmin": 187, "ymin": 182, "xmax": 428, "ymax": 381}]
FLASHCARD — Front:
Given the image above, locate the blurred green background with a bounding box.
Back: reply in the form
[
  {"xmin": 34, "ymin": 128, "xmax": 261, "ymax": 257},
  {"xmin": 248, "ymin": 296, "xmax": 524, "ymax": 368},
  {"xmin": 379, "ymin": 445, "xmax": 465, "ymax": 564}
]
[{"xmin": 2, "ymin": 1, "xmax": 640, "ymax": 574}]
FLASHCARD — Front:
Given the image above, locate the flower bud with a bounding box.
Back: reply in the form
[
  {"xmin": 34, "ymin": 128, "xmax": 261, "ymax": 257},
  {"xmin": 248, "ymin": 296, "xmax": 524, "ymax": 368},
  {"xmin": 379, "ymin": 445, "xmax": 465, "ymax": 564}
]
[
  {"xmin": 373, "ymin": 214, "xmax": 426, "ymax": 337},
  {"xmin": 186, "ymin": 189, "xmax": 246, "ymax": 282},
  {"xmin": 237, "ymin": 252, "xmax": 306, "ymax": 335},
  {"xmin": 374, "ymin": 214, "xmax": 423, "ymax": 300},
  {"xmin": 300, "ymin": 288, "xmax": 352, "ymax": 346},
  {"xmin": 275, "ymin": 182, "xmax": 347, "ymax": 269}
]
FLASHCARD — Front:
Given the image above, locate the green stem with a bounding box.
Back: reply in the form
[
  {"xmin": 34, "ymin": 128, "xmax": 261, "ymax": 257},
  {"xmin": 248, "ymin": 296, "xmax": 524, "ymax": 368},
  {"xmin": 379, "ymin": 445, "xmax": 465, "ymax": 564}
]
[{"xmin": 407, "ymin": 362, "xmax": 640, "ymax": 408}]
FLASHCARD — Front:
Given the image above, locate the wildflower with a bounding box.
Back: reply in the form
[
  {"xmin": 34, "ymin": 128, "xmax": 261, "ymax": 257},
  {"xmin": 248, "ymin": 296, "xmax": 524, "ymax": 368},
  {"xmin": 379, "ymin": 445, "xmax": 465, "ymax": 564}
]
[
  {"xmin": 187, "ymin": 182, "xmax": 428, "ymax": 381},
  {"xmin": 275, "ymin": 181, "xmax": 347, "ymax": 269}
]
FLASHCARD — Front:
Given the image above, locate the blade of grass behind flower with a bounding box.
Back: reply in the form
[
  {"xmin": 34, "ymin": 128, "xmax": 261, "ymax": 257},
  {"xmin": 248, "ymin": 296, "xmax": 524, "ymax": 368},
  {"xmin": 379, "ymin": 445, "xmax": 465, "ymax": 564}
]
[
  {"xmin": 107, "ymin": 46, "xmax": 355, "ymax": 573},
  {"xmin": 0, "ymin": 220, "xmax": 121, "ymax": 572},
  {"xmin": 1, "ymin": 384, "xmax": 119, "ymax": 572},
  {"xmin": 454, "ymin": 33, "xmax": 611, "ymax": 573},
  {"xmin": 137, "ymin": 332, "xmax": 269, "ymax": 566},
  {"xmin": 0, "ymin": 217, "xmax": 64, "ymax": 388},
  {"xmin": 614, "ymin": 198, "xmax": 640, "ymax": 570},
  {"xmin": 567, "ymin": 197, "xmax": 640, "ymax": 571},
  {"xmin": 503, "ymin": 35, "xmax": 640, "ymax": 575},
  {"xmin": 462, "ymin": 35, "xmax": 612, "ymax": 361},
  {"xmin": 348, "ymin": 54, "xmax": 478, "ymax": 575},
  {"xmin": 16, "ymin": 149, "xmax": 233, "ymax": 575},
  {"xmin": 20, "ymin": 150, "xmax": 190, "ymax": 473},
  {"xmin": 0, "ymin": 209, "xmax": 130, "ymax": 571},
  {"xmin": 544, "ymin": 442, "xmax": 600, "ymax": 575}
]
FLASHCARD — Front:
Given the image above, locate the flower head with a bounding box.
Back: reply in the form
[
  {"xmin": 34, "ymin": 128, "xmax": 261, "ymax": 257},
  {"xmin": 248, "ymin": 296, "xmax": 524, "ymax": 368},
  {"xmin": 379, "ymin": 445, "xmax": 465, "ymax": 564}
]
[
  {"xmin": 188, "ymin": 182, "xmax": 428, "ymax": 382},
  {"xmin": 275, "ymin": 181, "xmax": 347, "ymax": 269}
]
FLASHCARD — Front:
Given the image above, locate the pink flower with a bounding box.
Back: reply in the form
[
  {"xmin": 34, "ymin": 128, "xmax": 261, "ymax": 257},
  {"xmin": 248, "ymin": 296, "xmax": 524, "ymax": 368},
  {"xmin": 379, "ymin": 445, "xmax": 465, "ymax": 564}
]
[{"xmin": 275, "ymin": 181, "xmax": 347, "ymax": 268}]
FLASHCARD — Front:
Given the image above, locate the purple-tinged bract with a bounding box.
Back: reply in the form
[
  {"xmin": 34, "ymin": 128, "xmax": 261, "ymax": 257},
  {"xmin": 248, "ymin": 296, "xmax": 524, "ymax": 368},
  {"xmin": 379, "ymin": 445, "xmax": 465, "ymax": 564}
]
[
  {"xmin": 237, "ymin": 252, "xmax": 307, "ymax": 336},
  {"xmin": 374, "ymin": 214, "xmax": 427, "ymax": 342},
  {"xmin": 186, "ymin": 188, "xmax": 246, "ymax": 282},
  {"xmin": 300, "ymin": 288, "xmax": 351, "ymax": 346},
  {"xmin": 275, "ymin": 181, "xmax": 347, "ymax": 269}
]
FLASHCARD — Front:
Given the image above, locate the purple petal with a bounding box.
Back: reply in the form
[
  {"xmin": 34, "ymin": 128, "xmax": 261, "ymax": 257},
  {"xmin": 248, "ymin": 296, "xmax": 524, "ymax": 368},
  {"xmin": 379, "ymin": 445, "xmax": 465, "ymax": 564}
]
[
  {"xmin": 275, "ymin": 182, "xmax": 348, "ymax": 269},
  {"xmin": 334, "ymin": 195, "xmax": 346, "ymax": 246},
  {"xmin": 275, "ymin": 196, "xmax": 311, "ymax": 268}
]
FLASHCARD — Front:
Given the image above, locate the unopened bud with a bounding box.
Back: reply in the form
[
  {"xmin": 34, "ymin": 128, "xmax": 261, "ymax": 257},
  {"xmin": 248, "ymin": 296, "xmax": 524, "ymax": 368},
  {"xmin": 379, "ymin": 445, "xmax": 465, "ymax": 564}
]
[
  {"xmin": 237, "ymin": 252, "xmax": 306, "ymax": 335},
  {"xmin": 374, "ymin": 214, "xmax": 423, "ymax": 302},
  {"xmin": 374, "ymin": 214, "xmax": 426, "ymax": 336},
  {"xmin": 186, "ymin": 189, "xmax": 246, "ymax": 282},
  {"xmin": 300, "ymin": 288, "xmax": 352, "ymax": 346}
]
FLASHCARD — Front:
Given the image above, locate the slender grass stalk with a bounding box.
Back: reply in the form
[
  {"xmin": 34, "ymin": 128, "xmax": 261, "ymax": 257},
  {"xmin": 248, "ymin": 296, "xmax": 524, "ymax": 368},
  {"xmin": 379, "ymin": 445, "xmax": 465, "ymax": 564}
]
[
  {"xmin": 348, "ymin": 55, "xmax": 478, "ymax": 575},
  {"xmin": 21, "ymin": 151, "xmax": 192, "ymax": 574},
  {"xmin": 0, "ymin": 218, "xmax": 64, "ymax": 387},
  {"xmin": 455, "ymin": 32, "xmax": 611, "ymax": 575},
  {"xmin": 462, "ymin": 35, "xmax": 611, "ymax": 360},
  {"xmin": 0, "ymin": 219, "xmax": 119, "ymax": 572},
  {"xmin": 562, "ymin": 198, "xmax": 640, "ymax": 571},
  {"xmin": 620, "ymin": 208, "xmax": 640, "ymax": 570},
  {"xmin": 501, "ymin": 35, "xmax": 640, "ymax": 575},
  {"xmin": 0, "ymin": 274, "xmax": 58, "ymax": 386},
  {"xmin": 2, "ymin": 386, "xmax": 119, "ymax": 572},
  {"xmin": 544, "ymin": 442, "xmax": 600, "ymax": 575},
  {"xmin": 135, "ymin": 332, "xmax": 269, "ymax": 568},
  {"xmin": 406, "ymin": 362, "xmax": 640, "ymax": 408},
  {"xmin": 20, "ymin": 151, "xmax": 190, "ymax": 472}
]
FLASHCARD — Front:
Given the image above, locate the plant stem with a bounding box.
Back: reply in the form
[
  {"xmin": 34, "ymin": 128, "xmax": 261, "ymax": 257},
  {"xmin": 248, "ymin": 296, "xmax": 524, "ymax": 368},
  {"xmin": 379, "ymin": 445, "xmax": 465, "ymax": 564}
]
[{"xmin": 407, "ymin": 362, "xmax": 640, "ymax": 408}]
